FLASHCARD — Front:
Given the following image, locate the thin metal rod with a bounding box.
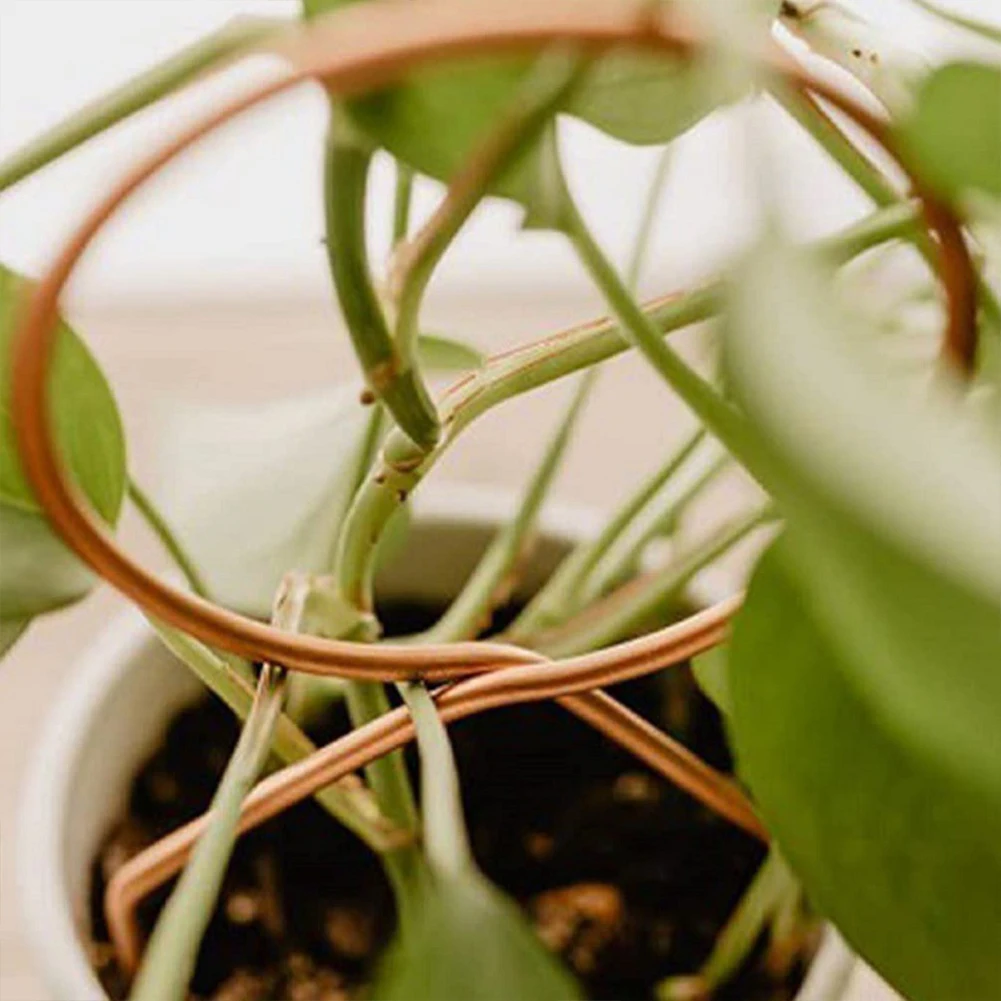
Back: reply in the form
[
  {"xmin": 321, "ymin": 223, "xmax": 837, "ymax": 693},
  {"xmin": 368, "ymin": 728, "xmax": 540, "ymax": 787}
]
[
  {"xmin": 106, "ymin": 597, "xmax": 750, "ymax": 971},
  {"xmin": 9, "ymin": 0, "xmax": 976, "ymax": 685}
]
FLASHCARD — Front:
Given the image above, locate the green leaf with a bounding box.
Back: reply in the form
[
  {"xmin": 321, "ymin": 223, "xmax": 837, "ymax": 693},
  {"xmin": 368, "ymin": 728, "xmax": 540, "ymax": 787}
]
[
  {"xmin": 346, "ymin": 54, "xmax": 562, "ymax": 221},
  {"xmin": 722, "ymin": 238, "xmax": 1001, "ymax": 1000},
  {"xmin": 417, "ymin": 333, "xmax": 485, "ymax": 372},
  {"xmin": 314, "ymin": 0, "xmax": 776, "ymax": 220},
  {"xmin": 0, "ymin": 263, "xmax": 126, "ymax": 619},
  {"xmin": 899, "ymin": 62, "xmax": 1001, "ymax": 201},
  {"xmin": 567, "ymin": 51, "xmax": 740, "ymax": 147},
  {"xmin": 373, "ymin": 870, "xmax": 582, "ymax": 1001},
  {"xmin": 691, "ymin": 642, "xmax": 731, "ymax": 717},
  {"xmin": 374, "ymin": 682, "xmax": 582, "ymax": 1000},
  {"xmin": 155, "ymin": 384, "xmax": 371, "ymax": 617},
  {"xmin": 729, "ymin": 541, "xmax": 1001, "ymax": 1001}
]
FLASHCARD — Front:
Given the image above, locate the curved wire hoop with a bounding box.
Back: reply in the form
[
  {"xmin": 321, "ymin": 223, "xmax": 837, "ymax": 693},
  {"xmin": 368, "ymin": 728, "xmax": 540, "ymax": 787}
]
[
  {"xmin": 6, "ymin": 0, "xmax": 978, "ymax": 977},
  {"xmin": 9, "ymin": 0, "xmax": 976, "ymax": 682}
]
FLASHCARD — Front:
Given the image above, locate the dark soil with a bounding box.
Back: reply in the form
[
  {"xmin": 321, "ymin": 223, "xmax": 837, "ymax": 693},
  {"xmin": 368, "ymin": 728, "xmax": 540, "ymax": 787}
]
[{"xmin": 89, "ymin": 601, "xmax": 816, "ymax": 1001}]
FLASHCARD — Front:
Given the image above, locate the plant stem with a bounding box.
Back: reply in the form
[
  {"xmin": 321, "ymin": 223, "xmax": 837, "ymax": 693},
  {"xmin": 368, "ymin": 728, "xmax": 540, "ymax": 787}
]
[
  {"xmin": 391, "ymin": 51, "xmax": 585, "ymax": 384},
  {"xmin": 424, "ymin": 370, "xmax": 596, "ymax": 644},
  {"xmin": 393, "ymin": 164, "xmax": 415, "ymax": 247},
  {"xmin": 332, "ymin": 202, "xmax": 920, "ymax": 623},
  {"xmin": 563, "ymin": 199, "xmax": 759, "ymax": 472},
  {"xmin": 149, "ymin": 619, "xmax": 403, "ymax": 852},
  {"xmin": 658, "ymin": 850, "xmax": 798, "ymax": 1000},
  {"xmin": 580, "ymin": 449, "xmax": 732, "ymax": 607},
  {"xmin": 508, "ymin": 426, "xmax": 708, "ymax": 639},
  {"xmin": 130, "ymin": 664, "xmax": 287, "ymax": 1001},
  {"xmin": 626, "ymin": 147, "xmax": 673, "ymax": 290},
  {"xmin": 400, "ymin": 682, "xmax": 474, "ymax": 878},
  {"xmin": 531, "ymin": 504, "xmax": 776, "ymax": 658},
  {"xmin": 774, "ymin": 87, "xmax": 1001, "ymax": 330},
  {"xmin": 324, "ymin": 111, "xmax": 440, "ymax": 449},
  {"xmin": 0, "ymin": 16, "xmax": 284, "ymax": 193},
  {"xmin": 127, "ymin": 479, "xmax": 210, "ymax": 598},
  {"xmin": 812, "ymin": 200, "xmax": 922, "ymax": 265}
]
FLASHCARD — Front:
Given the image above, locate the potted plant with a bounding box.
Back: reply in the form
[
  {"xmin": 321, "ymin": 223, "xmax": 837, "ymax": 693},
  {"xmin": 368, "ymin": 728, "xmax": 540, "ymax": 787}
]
[{"xmin": 3, "ymin": 1, "xmax": 998, "ymax": 1000}]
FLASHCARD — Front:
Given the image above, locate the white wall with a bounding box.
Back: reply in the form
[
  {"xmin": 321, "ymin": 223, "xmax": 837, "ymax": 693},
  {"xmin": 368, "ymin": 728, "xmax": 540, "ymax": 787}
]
[{"xmin": 0, "ymin": 0, "xmax": 992, "ymax": 305}]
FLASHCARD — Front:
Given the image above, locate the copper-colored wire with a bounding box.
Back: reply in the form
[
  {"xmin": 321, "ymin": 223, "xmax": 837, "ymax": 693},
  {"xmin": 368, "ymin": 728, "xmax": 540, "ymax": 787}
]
[
  {"xmin": 6, "ymin": 0, "xmax": 977, "ymax": 977},
  {"xmin": 8, "ymin": 0, "xmax": 977, "ymax": 685},
  {"xmin": 106, "ymin": 596, "xmax": 753, "ymax": 971}
]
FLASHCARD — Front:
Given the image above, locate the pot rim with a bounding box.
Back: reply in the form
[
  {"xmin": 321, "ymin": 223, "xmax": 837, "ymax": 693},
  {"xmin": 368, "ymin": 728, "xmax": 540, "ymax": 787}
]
[{"xmin": 17, "ymin": 483, "xmax": 855, "ymax": 1001}]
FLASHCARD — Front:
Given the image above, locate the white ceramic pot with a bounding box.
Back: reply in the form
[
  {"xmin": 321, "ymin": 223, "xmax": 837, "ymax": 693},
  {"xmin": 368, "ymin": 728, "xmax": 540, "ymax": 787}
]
[{"xmin": 18, "ymin": 486, "xmax": 856, "ymax": 1001}]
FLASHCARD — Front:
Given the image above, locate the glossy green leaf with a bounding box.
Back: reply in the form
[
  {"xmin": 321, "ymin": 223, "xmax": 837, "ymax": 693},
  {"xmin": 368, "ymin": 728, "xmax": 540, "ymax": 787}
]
[
  {"xmin": 347, "ymin": 54, "xmax": 565, "ymax": 223},
  {"xmin": 306, "ymin": 0, "xmax": 775, "ymax": 221},
  {"xmin": 0, "ymin": 263, "xmax": 126, "ymax": 620},
  {"xmin": 373, "ymin": 870, "xmax": 582, "ymax": 1001},
  {"xmin": 729, "ymin": 541, "xmax": 1001, "ymax": 1001},
  {"xmin": 155, "ymin": 384, "xmax": 371, "ymax": 617},
  {"xmin": 417, "ymin": 333, "xmax": 485, "ymax": 372},
  {"xmin": 899, "ymin": 62, "xmax": 1001, "ymax": 201},
  {"xmin": 567, "ymin": 50, "xmax": 743, "ymax": 146},
  {"xmin": 722, "ymin": 238, "xmax": 1001, "ymax": 1000}
]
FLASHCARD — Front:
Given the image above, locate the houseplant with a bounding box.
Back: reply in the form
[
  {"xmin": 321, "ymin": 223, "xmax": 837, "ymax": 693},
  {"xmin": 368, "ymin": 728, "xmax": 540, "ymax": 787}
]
[{"xmin": 2, "ymin": 1, "xmax": 998, "ymax": 999}]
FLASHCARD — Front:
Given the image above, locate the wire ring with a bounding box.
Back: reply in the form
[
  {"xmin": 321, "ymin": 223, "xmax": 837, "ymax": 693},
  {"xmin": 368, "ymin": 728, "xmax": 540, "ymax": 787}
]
[{"xmin": 10, "ymin": 0, "xmax": 977, "ymax": 679}]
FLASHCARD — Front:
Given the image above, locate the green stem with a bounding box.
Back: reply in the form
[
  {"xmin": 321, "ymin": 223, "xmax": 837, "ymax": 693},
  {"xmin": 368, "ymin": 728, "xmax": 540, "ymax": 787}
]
[
  {"xmin": 658, "ymin": 850, "xmax": 798, "ymax": 1000},
  {"xmin": 0, "ymin": 16, "xmax": 284, "ymax": 192},
  {"xmin": 508, "ymin": 426, "xmax": 707, "ymax": 639},
  {"xmin": 332, "ymin": 202, "xmax": 921, "ymax": 623},
  {"xmin": 393, "ymin": 164, "xmax": 415, "ymax": 246},
  {"xmin": 579, "ymin": 450, "xmax": 732, "ymax": 607},
  {"xmin": 812, "ymin": 200, "xmax": 923, "ymax": 264},
  {"xmin": 324, "ymin": 111, "xmax": 440, "ymax": 449},
  {"xmin": 424, "ymin": 370, "xmax": 596, "ymax": 644},
  {"xmin": 626, "ymin": 147, "xmax": 673, "ymax": 290},
  {"xmin": 563, "ymin": 199, "xmax": 760, "ymax": 473},
  {"xmin": 531, "ymin": 504, "xmax": 777, "ymax": 659},
  {"xmin": 149, "ymin": 619, "xmax": 403, "ymax": 852},
  {"xmin": 128, "ymin": 478, "xmax": 210, "ymax": 598},
  {"xmin": 130, "ymin": 665, "xmax": 286, "ymax": 1001},
  {"xmin": 400, "ymin": 682, "xmax": 474, "ymax": 878},
  {"xmin": 391, "ymin": 52, "xmax": 585, "ymax": 380},
  {"xmin": 342, "ymin": 682, "xmax": 426, "ymax": 917}
]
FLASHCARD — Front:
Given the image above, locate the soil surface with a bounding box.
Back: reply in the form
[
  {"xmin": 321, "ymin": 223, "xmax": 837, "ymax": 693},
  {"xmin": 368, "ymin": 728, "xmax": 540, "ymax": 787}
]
[{"xmin": 89, "ymin": 601, "xmax": 816, "ymax": 1000}]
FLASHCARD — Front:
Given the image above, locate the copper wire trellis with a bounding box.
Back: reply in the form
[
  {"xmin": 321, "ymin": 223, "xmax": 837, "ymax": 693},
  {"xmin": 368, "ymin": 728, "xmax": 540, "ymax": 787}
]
[{"xmin": 7, "ymin": 0, "xmax": 977, "ymax": 979}]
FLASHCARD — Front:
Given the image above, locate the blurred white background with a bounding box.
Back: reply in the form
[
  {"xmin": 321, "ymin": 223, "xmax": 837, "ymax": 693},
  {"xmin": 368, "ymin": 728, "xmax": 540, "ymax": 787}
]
[{"xmin": 0, "ymin": 0, "xmax": 989, "ymax": 309}]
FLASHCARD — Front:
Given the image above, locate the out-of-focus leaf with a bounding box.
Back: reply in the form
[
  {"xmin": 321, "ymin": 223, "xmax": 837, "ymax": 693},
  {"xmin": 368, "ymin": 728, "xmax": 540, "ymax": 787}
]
[
  {"xmin": 417, "ymin": 333, "xmax": 485, "ymax": 372},
  {"xmin": 348, "ymin": 54, "xmax": 564, "ymax": 223},
  {"xmin": 0, "ymin": 263, "xmax": 126, "ymax": 621},
  {"xmin": 730, "ymin": 541, "xmax": 1001, "ymax": 1001},
  {"xmin": 0, "ymin": 618, "xmax": 28, "ymax": 658},
  {"xmin": 780, "ymin": 1, "xmax": 928, "ymax": 113},
  {"xmin": 307, "ymin": 0, "xmax": 777, "ymax": 222},
  {"xmin": 898, "ymin": 61, "xmax": 1001, "ymax": 201},
  {"xmin": 155, "ymin": 384, "xmax": 371, "ymax": 617},
  {"xmin": 691, "ymin": 642, "xmax": 731, "ymax": 717},
  {"xmin": 373, "ymin": 870, "xmax": 582, "ymax": 1001},
  {"xmin": 722, "ymin": 237, "xmax": 1001, "ymax": 1001},
  {"xmin": 567, "ymin": 48, "xmax": 743, "ymax": 147}
]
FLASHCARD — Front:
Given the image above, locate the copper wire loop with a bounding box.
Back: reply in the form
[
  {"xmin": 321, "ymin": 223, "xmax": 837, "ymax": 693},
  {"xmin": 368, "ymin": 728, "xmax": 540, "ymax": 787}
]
[
  {"xmin": 6, "ymin": 0, "xmax": 977, "ymax": 978},
  {"xmin": 9, "ymin": 0, "xmax": 976, "ymax": 682},
  {"xmin": 106, "ymin": 596, "xmax": 755, "ymax": 971}
]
